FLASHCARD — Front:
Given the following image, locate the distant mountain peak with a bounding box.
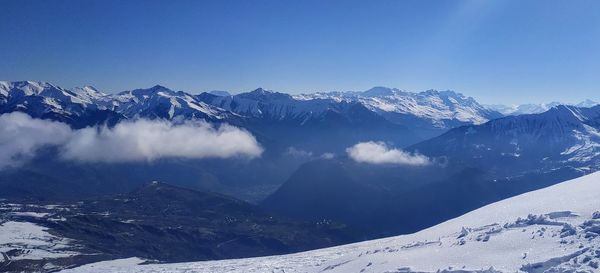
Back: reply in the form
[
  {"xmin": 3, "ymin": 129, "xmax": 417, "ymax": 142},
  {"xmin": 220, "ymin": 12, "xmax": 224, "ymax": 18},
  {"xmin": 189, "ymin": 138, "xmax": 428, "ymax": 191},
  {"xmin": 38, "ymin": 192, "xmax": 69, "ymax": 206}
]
[
  {"xmin": 361, "ymin": 86, "xmax": 397, "ymax": 97},
  {"xmin": 121, "ymin": 85, "xmax": 177, "ymax": 98},
  {"xmin": 149, "ymin": 84, "xmax": 171, "ymax": 92},
  {"xmin": 544, "ymin": 105, "xmax": 585, "ymax": 123},
  {"xmin": 154, "ymin": 84, "xmax": 167, "ymax": 88},
  {"xmin": 577, "ymin": 99, "xmax": 599, "ymax": 108},
  {"xmin": 247, "ymin": 87, "xmax": 281, "ymax": 96},
  {"xmin": 81, "ymin": 85, "xmax": 99, "ymax": 92},
  {"xmin": 17, "ymin": 80, "xmax": 53, "ymax": 87},
  {"xmin": 1, "ymin": 80, "xmax": 59, "ymax": 95},
  {"xmin": 486, "ymin": 100, "xmax": 598, "ymax": 116},
  {"xmin": 239, "ymin": 88, "xmax": 292, "ymax": 101},
  {"xmin": 72, "ymin": 85, "xmax": 107, "ymax": 97},
  {"xmin": 208, "ymin": 90, "xmax": 231, "ymax": 97},
  {"xmin": 437, "ymin": 90, "xmax": 464, "ymax": 97}
]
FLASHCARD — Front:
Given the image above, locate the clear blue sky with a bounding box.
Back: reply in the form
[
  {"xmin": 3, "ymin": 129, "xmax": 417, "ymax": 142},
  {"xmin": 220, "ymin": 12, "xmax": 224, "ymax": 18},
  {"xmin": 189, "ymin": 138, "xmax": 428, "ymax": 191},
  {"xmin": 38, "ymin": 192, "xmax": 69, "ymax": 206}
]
[{"xmin": 1, "ymin": 0, "xmax": 599, "ymax": 104}]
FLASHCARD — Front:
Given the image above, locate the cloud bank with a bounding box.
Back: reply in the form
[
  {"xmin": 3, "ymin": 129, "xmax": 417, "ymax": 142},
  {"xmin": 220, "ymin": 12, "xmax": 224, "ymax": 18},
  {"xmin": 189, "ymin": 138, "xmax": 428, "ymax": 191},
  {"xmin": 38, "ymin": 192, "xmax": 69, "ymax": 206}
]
[
  {"xmin": 346, "ymin": 141, "xmax": 430, "ymax": 166},
  {"xmin": 0, "ymin": 112, "xmax": 72, "ymax": 169},
  {"xmin": 62, "ymin": 119, "xmax": 263, "ymax": 162},
  {"xmin": 0, "ymin": 112, "xmax": 263, "ymax": 169}
]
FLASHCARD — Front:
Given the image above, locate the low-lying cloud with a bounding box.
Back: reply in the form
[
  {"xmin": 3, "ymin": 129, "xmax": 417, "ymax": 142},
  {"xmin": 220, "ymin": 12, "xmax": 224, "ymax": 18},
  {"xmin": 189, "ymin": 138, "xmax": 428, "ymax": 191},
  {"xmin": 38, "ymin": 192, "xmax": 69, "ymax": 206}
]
[
  {"xmin": 284, "ymin": 147, "xmax": 313, "ymax": 158},
  {"xmin": 346, "ymin": 141, "xmax": 430, "ymax": 166},
  {"xmin": 62, "ymin": 119, "xmax": 263, "ymax": 162},
  {"xmin": 320, "ymin": 153, "xmax": 335, "ymax": 159},
  {"xmin": 0, "ymin": 112, "xmax": 72, "ymax": 169},
  {"xmin": 0, "ymin": 112, "xmax": 263, "ymax": 169}
]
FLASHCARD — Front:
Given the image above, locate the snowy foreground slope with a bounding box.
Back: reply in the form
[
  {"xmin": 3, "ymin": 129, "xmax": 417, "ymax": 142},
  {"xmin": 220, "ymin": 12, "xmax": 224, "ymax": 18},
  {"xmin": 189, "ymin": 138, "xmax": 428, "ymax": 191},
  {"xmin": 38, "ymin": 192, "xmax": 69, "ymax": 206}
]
[{"xmin": 63, "ymin": 172, "xmax": 600, "ymax": 273}]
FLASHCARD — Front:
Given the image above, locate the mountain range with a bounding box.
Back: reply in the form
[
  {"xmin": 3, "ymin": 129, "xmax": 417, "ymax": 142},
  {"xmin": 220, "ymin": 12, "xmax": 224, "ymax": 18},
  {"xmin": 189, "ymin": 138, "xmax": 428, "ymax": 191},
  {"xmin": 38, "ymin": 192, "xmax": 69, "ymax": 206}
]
[
  {"xmin": 1, "ymin": 80, "xmax": 600, "ymax": 272},
  {"xmin": 5, "ymin": 81, "xmax": 595, "ymax": 137},
  {"xmin": 0, "ymin": 81, "xmax": 506, "ymax": 202},
  {"xmin": 0, "ymin": 81, "xmax": 500, "ymax": 137},
  {"xmin": 486, "ymin": 99, "xmax": 599, "ymax": 116},
  {"xmin": 298, "ymin": 87, "xmax": 503, "ymax": 133},
  {"xmin": 411, "ymin": 104, "xmax": 600, "ymax": 173}
]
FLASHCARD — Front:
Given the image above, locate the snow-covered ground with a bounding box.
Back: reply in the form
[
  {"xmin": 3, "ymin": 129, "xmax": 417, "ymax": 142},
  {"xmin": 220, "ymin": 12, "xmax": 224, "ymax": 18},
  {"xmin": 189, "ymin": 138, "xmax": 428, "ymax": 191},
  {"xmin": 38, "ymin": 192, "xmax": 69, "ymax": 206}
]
[
  {"xmin": 0, "ymin": 221, "xmax": 80, "ymax": 262},
  {"xmin": 61, "ymin": 171, "xmax": 600, "ymax": 273}
]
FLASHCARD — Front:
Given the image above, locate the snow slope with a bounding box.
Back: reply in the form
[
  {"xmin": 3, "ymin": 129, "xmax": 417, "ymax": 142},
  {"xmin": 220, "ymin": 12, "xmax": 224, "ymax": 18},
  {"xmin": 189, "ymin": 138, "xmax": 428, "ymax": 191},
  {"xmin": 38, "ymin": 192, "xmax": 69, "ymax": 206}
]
[
  {"xmin": 0, "ymin": 221, "xmax": 80, "ymax": 262},
  {"xmin": 62, "ymin": 171, "xmax": 600, "ymax": 273}
]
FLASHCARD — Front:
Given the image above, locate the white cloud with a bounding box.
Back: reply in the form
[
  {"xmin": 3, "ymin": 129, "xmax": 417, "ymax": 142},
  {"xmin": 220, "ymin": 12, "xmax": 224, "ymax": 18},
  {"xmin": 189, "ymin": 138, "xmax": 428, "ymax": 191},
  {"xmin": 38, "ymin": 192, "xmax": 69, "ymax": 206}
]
[
  {"xmin": 346, "ymin": 141, "xmax": 430, "ymax": 166},
  {"xmin": 285, "ymin": 147, "xmax": 313, "ymax": 158},
  {"xmin": 0, "ymin": 112, "xmax": 72, "ymax": 169},
  {"xmin": 320, "ymin": 153, "xmax": 335, "ymax": 159},
  {"xmin": 61, "ymin": 119, "xmax": 263, "ymax": 162},
  {"xmin": 0, "ymin": 113, "xmax": 263, "ymax": 168}
]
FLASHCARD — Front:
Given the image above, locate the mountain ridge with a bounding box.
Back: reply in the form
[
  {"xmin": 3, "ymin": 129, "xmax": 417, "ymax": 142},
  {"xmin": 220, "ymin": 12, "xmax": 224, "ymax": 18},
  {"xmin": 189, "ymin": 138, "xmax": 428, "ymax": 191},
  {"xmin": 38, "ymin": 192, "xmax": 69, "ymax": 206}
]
[
  {"xmin": 409, "ymin": 104, "xmax": 600, "ymax": 174},
  {"xmin": 486, "ymin": 99, "xmax": 599, "ymax": 116},
  {"xmin": 1, "ymin": 81, "xmax": 505, "ymax": 133}
]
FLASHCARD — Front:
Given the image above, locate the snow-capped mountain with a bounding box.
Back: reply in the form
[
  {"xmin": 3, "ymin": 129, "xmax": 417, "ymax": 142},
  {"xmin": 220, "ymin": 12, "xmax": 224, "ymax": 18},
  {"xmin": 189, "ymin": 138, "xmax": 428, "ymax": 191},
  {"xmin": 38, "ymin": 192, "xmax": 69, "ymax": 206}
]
[
  {"xmin": 197, "ymin": 88, "xmax": 337, "ymax": 122},
  {"xmin": 577, "ymin": 99, "xmax": 600, "ymax": 108},
  {"xmin": 486, "ymin": 100, "xmax": 599, "ymax": 116},
  {"xmin": 0, "ymin": 81, "xmax": 104, "ymax": 113},
  {"xmin": 0, "ymin": 81, "xmax": 124, "ymax": 127},
  {"xmin": 112, "ymin": 85, "xmax": 231, "ymax": 120},
  {"xmin": 411, "ymin": 104, "xmax": 600, "ymax": 174},
  {"xmin": 1, "ymin": 81, "xmax": 502, "ymax": 136},
  {"xmin": 485, "ymin": 102, "xmax": 561, "ymax": 116},
  {"xmin": 196, "ymin": 86, "xmax": 503, "ymax": 141},
  {"xmin": 0, "ymin": 81, "xmax": 234, "ymax": 127},
  {"xmin": 207, "ymin": 90, "xmax": 231, "ymax": 96},
  {"xmin": 71, "ymin": 85, "xmax": 112, "ymax": 105},
  {"xmin": 61, "ymin": 171, "xmax": 600, "ymax": 273},
  {"xmin": 197, "ymin": 87, "xmax": 423, "ymax": 152},
  {"xmin": 297, "ymin": 87, "xmax": 503, "ymax": 129}
]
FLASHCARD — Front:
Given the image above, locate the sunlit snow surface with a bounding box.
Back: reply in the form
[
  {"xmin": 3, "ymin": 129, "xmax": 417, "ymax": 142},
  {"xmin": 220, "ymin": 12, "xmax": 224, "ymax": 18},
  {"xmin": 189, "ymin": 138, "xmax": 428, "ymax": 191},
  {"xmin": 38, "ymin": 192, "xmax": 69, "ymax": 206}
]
[{"xmin": 62, "ymin": 172, "xmax": 600, "ymax": 273}]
